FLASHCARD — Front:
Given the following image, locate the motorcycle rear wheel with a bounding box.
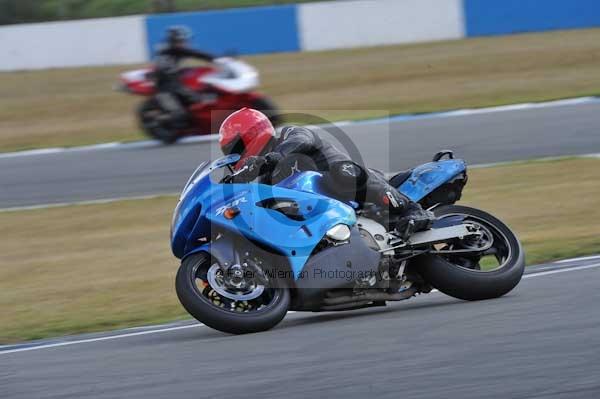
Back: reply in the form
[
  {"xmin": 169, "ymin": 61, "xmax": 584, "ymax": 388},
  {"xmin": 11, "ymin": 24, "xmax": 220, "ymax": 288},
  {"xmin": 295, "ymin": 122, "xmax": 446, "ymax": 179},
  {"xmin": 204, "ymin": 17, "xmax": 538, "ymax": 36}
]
[
  {"xmin": 176, "ymin": 252, "xmax": 290, "ymax": 334},
  {"xmin": 137, "ymin": 99, "xmax": 180, "ymax": 144},
  {"xmin": 417, "ymin": 205, "xmax": 525, "ymax": 301}
]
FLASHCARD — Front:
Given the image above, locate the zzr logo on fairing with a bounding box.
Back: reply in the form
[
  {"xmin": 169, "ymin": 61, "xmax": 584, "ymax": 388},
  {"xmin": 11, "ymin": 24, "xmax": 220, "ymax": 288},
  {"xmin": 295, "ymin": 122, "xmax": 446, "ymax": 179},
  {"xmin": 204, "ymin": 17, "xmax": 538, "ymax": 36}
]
[{"xmin": 215, "ymin": 197, "xmax": 248, "ymax": 216}]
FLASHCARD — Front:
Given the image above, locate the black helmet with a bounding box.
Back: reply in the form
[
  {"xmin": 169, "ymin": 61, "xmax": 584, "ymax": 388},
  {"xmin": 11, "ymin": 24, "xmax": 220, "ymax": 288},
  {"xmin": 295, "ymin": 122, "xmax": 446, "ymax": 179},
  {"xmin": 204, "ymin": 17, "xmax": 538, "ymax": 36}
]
[{"xmin": 166, "ymin": 26, "xmax": 192, "ymax": 47}]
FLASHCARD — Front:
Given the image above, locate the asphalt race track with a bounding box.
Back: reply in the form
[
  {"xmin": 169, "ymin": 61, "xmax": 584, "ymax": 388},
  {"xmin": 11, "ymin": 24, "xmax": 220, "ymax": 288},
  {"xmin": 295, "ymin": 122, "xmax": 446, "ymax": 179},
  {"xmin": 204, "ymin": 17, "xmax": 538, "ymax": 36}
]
[
  {"xmin": 2, "ymin": 100, "xmax": 600, "ymax": 208},
  {"xmin": 3, "ymin": 101, "xmax": 600, "ymax": 397},
  {"xmin": 3, "ymin": 258, "xmax": 600, "ymax": 398}
]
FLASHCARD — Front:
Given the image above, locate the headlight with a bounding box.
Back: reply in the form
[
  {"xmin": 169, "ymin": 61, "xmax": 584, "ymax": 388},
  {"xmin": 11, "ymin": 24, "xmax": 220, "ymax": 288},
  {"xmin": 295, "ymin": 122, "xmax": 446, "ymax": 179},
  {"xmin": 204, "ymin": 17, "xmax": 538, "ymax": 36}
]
[{"xmin": 326, "ymin": 224, "xmax": 351, "ymax": 242}]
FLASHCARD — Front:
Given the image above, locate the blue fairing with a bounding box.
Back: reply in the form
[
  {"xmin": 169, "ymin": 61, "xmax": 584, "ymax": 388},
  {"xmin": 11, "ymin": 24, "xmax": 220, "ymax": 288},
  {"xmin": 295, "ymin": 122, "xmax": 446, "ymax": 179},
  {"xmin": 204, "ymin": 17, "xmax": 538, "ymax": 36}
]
[
  {"xmin": 171, "ymin": 157, "xmax": 355, "ymax": 278},
  {"xmin": 172, "ymin": 155, "xmax": 466, "ymax": 280},
  {"xmin": 398, "ymin": 159, "xmax": 466, "ymax": 202},
  {"xmin": 276, "ymin": 171, "xmax": 331, "ymax": 196}
]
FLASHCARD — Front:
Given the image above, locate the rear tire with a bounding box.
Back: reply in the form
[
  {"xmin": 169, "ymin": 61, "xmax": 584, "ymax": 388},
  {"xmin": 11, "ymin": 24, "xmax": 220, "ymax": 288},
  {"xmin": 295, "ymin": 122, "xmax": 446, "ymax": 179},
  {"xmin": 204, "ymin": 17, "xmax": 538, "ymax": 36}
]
[
  {"xmin": 176, "ymin": 252, "xmax": 290, "ymax": 334},
  {"xmin": 137, "ymin": 99, "xmax": 180, "ymax": 144},
  {"xmin": 417, "ymin": 205, "xmax": 525, "ymax": 301}
]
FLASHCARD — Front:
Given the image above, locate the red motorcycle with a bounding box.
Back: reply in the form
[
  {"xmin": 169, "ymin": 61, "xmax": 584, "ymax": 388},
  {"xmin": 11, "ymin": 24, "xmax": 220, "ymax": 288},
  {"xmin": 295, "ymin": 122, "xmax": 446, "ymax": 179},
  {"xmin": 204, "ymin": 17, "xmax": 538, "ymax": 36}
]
[{"xmin": 118, "ymin": 57, "xmax": 281, "ymax": 144}]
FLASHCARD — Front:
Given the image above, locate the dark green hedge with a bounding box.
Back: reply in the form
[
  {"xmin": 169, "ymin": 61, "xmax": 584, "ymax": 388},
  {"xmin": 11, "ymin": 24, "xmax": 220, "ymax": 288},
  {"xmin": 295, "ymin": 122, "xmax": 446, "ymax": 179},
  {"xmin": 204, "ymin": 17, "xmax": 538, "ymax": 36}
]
[{"xmin": 0, "ymin": 0, "xmax": 327, "ymax": 25}]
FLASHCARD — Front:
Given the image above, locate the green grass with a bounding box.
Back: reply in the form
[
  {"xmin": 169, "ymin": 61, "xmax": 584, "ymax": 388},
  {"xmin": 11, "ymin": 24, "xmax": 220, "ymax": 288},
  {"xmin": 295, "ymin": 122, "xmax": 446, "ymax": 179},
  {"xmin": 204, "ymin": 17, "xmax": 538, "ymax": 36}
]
[
  {"xmin": 0, "ymin": 0, "xmax": 323, "ymax": 25},
  {"xmin": 1, "ymin": 157, "xmax": 599, "ymax": 343},
  {"xmin": 3, "ymin": 28, "xmax": 600, "ymax": 152}
]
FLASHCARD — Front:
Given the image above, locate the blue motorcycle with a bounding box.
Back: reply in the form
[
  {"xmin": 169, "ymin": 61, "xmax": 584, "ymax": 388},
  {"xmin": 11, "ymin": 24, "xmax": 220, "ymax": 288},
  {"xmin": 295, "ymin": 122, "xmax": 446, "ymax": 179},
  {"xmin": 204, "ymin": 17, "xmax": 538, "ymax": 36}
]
[{"xmin": 172, "ymin": 151, "xmax": 524, "ymax": 334}]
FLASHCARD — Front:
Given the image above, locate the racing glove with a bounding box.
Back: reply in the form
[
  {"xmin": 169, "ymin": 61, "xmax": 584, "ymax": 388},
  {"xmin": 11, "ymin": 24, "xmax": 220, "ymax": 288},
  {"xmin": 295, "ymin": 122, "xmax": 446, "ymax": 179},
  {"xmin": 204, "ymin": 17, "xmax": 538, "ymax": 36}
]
[
  {"xmin": 235, "ymin": 153, "xmax": 283, "ymax": 182},
  {"xmin": 235, "ymin": 156, "xmax": 267, "ymax": 182},
  {"xmin": 264, "ymin": 152, "xmax": 283, "ymax": 170}
]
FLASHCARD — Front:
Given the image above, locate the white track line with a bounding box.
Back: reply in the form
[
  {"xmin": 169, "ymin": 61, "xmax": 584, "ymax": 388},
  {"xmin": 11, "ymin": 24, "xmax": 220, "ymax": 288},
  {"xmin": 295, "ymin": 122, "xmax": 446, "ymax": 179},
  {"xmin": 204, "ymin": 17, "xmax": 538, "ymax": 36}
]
[
  {"xmin": 468, "ymin": 153, "xmax": 600, "ymax": 169},
  {"xmin": 356, "ymin": 96, "xmax": 600, "ymax": 126},
  {"xmin": 3, "ymin": 152, "xmax": 597, "ymax": 213},
  {"xmin": 554, "ymin": 255, "xmax": 600, "ymax": 264},
  {"xmin": 0, "ymin": 193, "xmax": 179, "ymax": 213},
  {"xmin": 522, "ymin": 263, "xmax": 600, "ymax": 278},
  {"xmin": 1, "ymin": 261, "xmax": 599, "ymax": 356},
  {"xmin": 0, "ymin": 324, "xmax": 203, "ymax": 355},
  {"xmin": 2, "ymin": 96, "xmax": 599, "ymax": 160},
  {"xmin": 0, "ymin": 134, "xmax": 219, "ymax": 161}
]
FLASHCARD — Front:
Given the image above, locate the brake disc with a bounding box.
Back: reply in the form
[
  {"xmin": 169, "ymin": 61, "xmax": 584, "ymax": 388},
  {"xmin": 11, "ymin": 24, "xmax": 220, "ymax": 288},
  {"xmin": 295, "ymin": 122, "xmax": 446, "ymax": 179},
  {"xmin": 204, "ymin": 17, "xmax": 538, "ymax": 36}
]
[{"xmin": 206, "ymin": 264, "xmax": 265, "ymax": 301}]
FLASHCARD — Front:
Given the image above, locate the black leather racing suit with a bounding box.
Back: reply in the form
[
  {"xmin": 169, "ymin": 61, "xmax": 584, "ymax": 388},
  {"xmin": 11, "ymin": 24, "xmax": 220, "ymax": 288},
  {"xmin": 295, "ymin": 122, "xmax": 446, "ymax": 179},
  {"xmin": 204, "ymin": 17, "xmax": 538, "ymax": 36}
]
[
  {"xmin": 242, "ymin": 126, "xmax": 434, "ymax": 233},
  {"xmin": 153, "ymin": 45, "xmax": 215, "ymax": 125}
]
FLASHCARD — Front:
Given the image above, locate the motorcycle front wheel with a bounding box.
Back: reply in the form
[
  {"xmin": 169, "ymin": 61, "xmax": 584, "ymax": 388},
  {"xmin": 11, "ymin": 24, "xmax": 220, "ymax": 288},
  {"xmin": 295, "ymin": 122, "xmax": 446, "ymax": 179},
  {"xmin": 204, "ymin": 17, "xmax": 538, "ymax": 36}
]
[
  {"xmin": 176, "ymin": 252, "xmax": 290, "ymax": 334},
  {"xmin": 417, "ymin": 205, "xmax": 525, "ymax": 301}
]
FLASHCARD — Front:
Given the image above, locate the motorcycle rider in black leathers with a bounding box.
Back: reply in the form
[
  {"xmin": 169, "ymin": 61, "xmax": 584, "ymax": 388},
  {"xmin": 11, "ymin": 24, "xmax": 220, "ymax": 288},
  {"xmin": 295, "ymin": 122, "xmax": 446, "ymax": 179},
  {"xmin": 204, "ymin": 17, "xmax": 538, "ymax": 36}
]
[
  {"xmin": 154, "ymin": 26, "xmax": 215, "ymax": 127},
  {"xmin": 219, "ymin": 108, "xmax": 435, "ymax": 235}
]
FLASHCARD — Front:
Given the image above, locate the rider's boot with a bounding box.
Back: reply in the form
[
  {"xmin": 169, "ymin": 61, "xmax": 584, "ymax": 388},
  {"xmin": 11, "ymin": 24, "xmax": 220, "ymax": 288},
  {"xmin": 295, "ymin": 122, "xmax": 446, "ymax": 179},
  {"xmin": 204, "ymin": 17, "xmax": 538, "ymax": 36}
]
[
  {"xmin": 373, "ymin": 184, "xmax": 435, "ymax": 235},
  {"xmin": 390, "ymin": 201, "xmax": 435, "ymax": 238},
  {"xmin": 156, "ymin": 92, "xmax": 190, "ymax": 128}
]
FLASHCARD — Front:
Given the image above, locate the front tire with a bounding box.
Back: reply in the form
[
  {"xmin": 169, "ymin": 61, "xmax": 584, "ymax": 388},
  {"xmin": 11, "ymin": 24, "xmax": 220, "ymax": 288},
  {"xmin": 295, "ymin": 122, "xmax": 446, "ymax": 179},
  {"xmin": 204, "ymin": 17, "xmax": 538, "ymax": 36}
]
[
  {"xmin": 417, "ymin": 205, "xmax": 525, "ymax": 301},
  {"xmin": 176, "ymin": 252, "xmax": 290, "ymax": 334}
]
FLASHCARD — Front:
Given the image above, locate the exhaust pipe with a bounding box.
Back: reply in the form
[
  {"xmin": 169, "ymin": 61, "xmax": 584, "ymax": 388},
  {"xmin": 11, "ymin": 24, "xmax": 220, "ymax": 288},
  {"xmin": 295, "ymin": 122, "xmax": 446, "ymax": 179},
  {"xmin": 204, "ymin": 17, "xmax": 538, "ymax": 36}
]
[{"xmin": 322, "ymin": 287, "xmax": 418, "ymax": 306}]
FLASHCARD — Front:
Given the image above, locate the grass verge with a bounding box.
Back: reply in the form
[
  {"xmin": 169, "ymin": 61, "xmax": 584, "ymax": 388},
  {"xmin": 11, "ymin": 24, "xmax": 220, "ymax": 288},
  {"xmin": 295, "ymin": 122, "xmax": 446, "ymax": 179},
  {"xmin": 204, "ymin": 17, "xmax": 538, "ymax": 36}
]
[
  {"xmin": 1, "ymin": 157, "xmax": 599, "ymax": 343},
  {"xmin": 2, "ymin": 28, "xmax": 600, "ymax": 151},
  {"xmin": 2, "ymin": 0, "xmax": 323, "ymax": 25}
]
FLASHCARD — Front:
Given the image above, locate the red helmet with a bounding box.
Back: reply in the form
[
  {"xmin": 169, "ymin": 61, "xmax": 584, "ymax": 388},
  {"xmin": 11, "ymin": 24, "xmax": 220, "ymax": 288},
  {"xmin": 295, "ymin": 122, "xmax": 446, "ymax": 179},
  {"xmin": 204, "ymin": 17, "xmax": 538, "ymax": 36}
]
[{"xmin": 219, "ymin": 108, "xmax": 276, "ymax": 168}]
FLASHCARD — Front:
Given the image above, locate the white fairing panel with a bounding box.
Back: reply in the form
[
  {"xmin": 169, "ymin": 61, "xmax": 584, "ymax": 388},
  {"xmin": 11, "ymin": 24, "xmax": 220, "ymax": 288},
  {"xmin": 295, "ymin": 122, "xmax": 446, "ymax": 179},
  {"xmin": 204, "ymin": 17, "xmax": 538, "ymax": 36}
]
[
  {"xmin": 121, "ymin": 69, "xmax": 152, "ymax": 83},
  {"xmin": 201, "ymin": 57, "xmax": 259, "ymax": 93}
]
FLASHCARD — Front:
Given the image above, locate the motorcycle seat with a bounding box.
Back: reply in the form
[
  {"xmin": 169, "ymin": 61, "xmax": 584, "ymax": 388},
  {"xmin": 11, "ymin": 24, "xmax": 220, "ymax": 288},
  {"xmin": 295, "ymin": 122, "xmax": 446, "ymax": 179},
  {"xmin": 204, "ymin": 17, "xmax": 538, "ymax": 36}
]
[{"xmin": 388, "ymin": 169, "xmax": 413, "ymax": 188}]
